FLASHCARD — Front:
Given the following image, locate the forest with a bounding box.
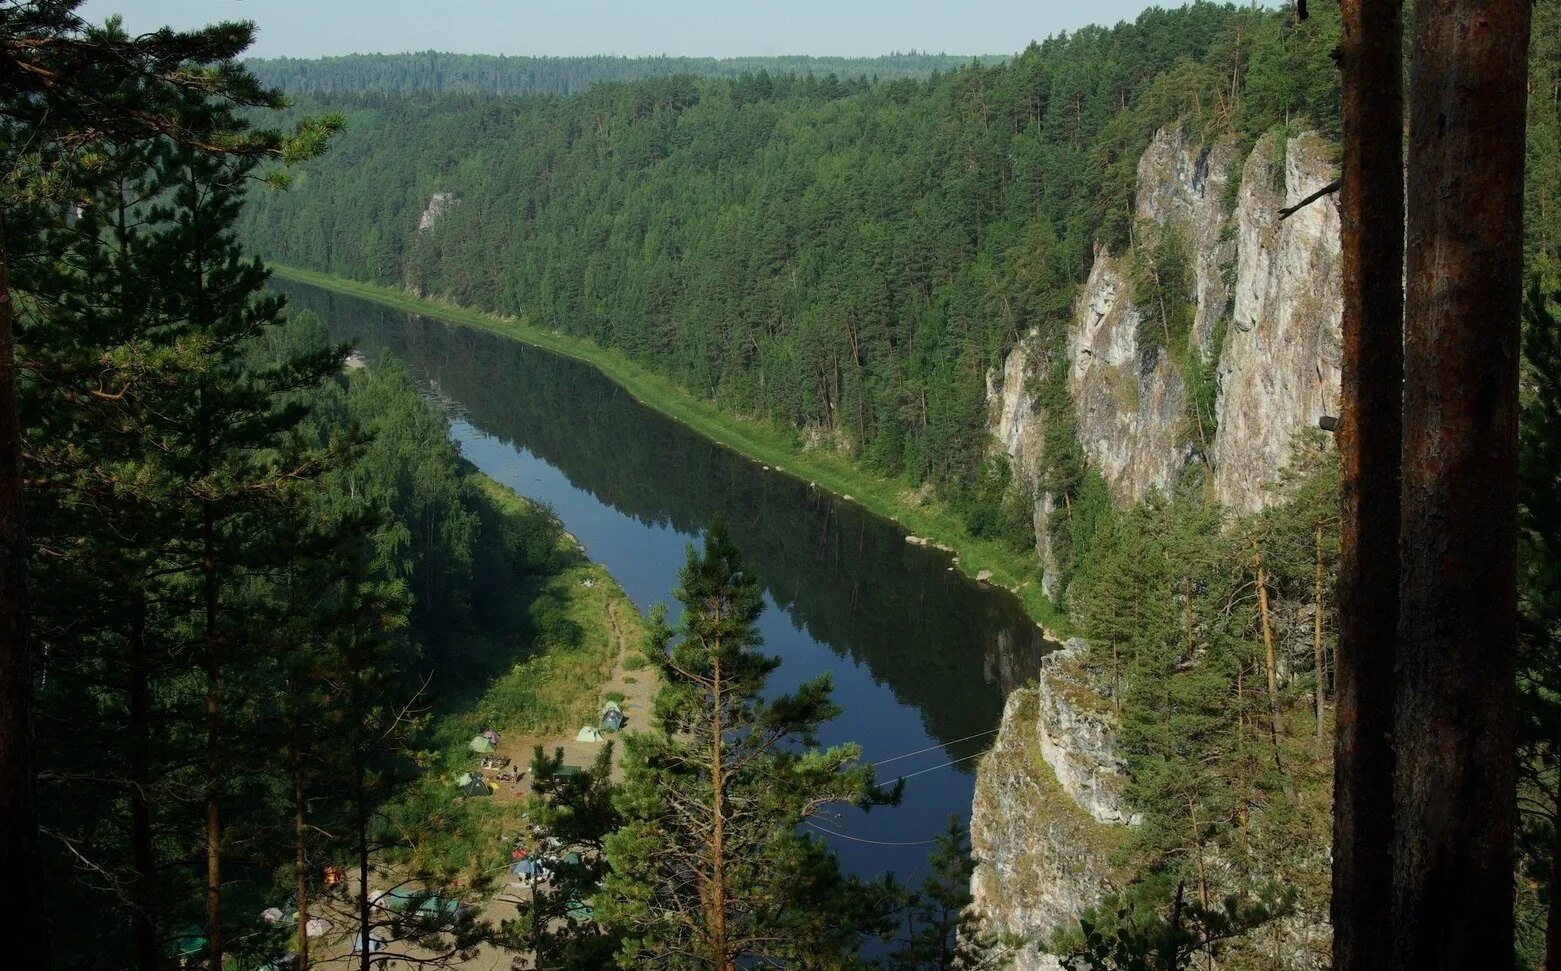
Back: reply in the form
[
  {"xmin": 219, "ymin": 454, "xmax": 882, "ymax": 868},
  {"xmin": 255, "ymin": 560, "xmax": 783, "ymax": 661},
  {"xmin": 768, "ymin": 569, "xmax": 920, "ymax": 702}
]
[
  {"xmin": 245, "ymin": 51, "xmax": 991, "ymax": 98},
  {"xmin": 6, "ymin": 0, "xmax": 1561, "ymax": 968}
]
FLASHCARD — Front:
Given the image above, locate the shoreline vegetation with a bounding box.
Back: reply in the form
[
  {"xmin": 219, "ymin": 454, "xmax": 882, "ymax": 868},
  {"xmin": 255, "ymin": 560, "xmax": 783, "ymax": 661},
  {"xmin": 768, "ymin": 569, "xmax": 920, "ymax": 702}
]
[
  {"xmin": 403, "ymin": 464, "xmax": 648, "ymax": 886},
  {"xmin": 271, "ymin": 263, "xmax": 1067, "ymax": 633}
]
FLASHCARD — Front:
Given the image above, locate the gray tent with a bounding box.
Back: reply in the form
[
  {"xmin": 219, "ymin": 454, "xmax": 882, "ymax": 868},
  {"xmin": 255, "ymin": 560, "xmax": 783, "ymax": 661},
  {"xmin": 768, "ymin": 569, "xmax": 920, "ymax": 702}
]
[
  {"xmin": 600, "ymin": 702, "xmax": 625, "ymax": 731},
  {"xmin": 453, "ymin": 772, "xmax": 491, "ymax": 797}
]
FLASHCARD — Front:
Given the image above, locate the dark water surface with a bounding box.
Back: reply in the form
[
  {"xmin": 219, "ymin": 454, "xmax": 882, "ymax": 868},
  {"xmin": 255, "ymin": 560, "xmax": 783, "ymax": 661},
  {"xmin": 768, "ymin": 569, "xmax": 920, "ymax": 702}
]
[{"xmin": 281, "ymin": 281, "xmax": 1048, "ymax": 881}]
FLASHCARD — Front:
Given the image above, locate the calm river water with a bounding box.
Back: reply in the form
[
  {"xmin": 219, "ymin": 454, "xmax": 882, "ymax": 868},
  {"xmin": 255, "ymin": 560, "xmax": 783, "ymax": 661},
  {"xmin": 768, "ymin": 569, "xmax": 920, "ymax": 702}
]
[{"xmin": 280, "ymin": 281, "xmax": 1049, "ymax": 882}]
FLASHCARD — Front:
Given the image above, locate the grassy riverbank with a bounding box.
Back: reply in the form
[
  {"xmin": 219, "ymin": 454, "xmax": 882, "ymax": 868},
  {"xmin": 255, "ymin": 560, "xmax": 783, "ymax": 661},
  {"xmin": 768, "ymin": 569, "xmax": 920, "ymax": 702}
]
[
  {"xmin": 273, "ymin": 263, "xmax": 1066, "ymax": 632},
  {"xmin": 394, "ymin": 469, "xmax": 648, "ymax": 883}
]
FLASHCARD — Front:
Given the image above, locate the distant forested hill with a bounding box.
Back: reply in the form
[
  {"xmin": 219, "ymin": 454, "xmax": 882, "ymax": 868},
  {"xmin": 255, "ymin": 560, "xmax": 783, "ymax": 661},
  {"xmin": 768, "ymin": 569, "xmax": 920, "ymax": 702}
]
[
  {"xmin": 241, "ymin": 4, "xmax": 1340, "ymax": 510},
  {"xmin": 245, "ymin": 51, "xmax": 993, "ymax": 97}
]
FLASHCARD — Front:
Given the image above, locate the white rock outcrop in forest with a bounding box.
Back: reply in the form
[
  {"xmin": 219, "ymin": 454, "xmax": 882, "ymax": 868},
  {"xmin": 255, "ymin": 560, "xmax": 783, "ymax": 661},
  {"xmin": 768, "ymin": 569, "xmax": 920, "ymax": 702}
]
[{"xmin": 417, "ymin": 191, "xmax": 459, "ymax": 232}]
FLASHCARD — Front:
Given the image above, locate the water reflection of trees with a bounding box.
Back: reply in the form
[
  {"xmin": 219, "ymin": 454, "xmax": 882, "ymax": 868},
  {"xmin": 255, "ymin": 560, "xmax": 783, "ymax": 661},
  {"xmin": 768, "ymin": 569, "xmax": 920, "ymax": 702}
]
[{"xmin": 282, "ymin": 284, "xmax": 1046, "ymax": 756}]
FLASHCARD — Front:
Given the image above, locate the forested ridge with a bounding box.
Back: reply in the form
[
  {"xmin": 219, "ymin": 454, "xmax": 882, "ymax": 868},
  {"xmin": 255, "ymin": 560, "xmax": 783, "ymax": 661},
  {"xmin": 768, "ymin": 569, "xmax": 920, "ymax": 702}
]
[
  {"xmin": 7, "ymin": 0, "xmax": 1561, "ymax": 968},
  {"xmin": 238, "ymin": 1, "xmax": 1561, "ymax": 967},
  {"xmin": 240, "ymin": 1, "xmax": 1343, "ymax": 547},
  {"xmin": 245, "ymin": 51, "xmax": 995, "ymax": 98}
]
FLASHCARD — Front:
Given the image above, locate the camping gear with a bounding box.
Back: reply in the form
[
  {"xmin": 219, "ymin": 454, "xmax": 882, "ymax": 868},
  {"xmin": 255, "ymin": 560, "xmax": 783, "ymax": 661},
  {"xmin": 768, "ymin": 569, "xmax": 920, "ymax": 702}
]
[
  {"xmin": 304, "ymin": 918, "xmax": 331, "ymax": 938},
  {"xmin": 482, "ymin": 729, "xmax": 501, "ymax": 745},
  {"xmin": 352, "ymin": 933, "xmax": 386, "ymax": 954},
  {"xmin": 373, "ymin": 888, "xmax": 419, "ymax": 912},
  {"xmin": 600, "ymin": 702, "xmax": 625, "ymax": 731},
  {"xmin": 454, "ymin": 771, "xmax": 492, "ymax": 796},
  {"xmin": 260, "ymin": 907, "xmax": 285, "ymax": 925},
  {"xmin": 468, "ymin": 734, "xmax": 497, "ymax": 754},
  {"xmin": 575, "ymin": 725, "xmax": 604, "ymax": 743},
  {"xmin": 512, "ymin": 859, "xmax": 537, "ymax": 878},
  {"xmin": 417, "ymin": 896, "xmax": 465, "ymax": 922},
  {"xmin": 171, "ymin": 925, "xmax": 206, "ymax": 958},
  {"xmin": 564, "ymin": 898, "xmax": 595, "ymax": 922}
]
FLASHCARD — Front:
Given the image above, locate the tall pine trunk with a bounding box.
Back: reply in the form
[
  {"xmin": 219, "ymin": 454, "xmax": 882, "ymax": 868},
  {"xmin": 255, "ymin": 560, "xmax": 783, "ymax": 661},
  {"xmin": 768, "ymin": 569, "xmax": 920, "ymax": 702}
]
[
  {"xmin": 1254, "ymin": 553, "xmax": 1292, "ymax": 800},
  {"xmin": 291, "ymin": 685, "xmax": 310, "ymax": 971},
  {"xmin": 129, "ymin": 592, "xmax": 159, "ymax": 971},
  {"xmin": 1394, "ymin": 1, "xmax": 1530, "ymax": 964},
  {"xmin": 709, "ymin": 649, "xmax": 731, "ymax": 971},
  {"xmin": 1332, "ymin": 3, "xmax": 1403, "ymax": 967},
  {"xmin": 0, "ymin": 214, "xmax": 49, "ymax": 968},
  {"xmin": 202, "ymin": 499, "xmax": 223, "ymax": 967},
  {"xmin": 1313, "ymin": 524, "xmax": 1327, "ymax": 741}
]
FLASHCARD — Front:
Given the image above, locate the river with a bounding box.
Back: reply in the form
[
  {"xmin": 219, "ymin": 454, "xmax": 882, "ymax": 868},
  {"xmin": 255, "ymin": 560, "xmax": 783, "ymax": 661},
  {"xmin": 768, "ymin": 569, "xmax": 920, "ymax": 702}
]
[{"xmin": 279, "ymin": 280, "xmax": 1049, "ymax": 883}]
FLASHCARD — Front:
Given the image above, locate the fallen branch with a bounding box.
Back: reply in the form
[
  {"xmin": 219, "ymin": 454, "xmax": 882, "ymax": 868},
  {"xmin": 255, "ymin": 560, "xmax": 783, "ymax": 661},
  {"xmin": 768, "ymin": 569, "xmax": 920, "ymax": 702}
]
[{"xmin": 1279, "ymin": 177, "xmax": 1342, "ymax": 221}]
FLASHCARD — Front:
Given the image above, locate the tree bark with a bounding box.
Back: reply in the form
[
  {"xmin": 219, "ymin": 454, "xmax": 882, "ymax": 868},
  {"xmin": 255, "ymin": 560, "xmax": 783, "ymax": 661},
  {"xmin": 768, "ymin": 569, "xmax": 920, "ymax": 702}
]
[
  {"xmin": 1395, "ymin": 1, "xmax": 1530, "ymax": 966},
  {"xmin": 202, "ymin": 499, "xmax": 223, "ymax": 967},
  {"xmin": 1313, "ymin": 523, "xmax": 1327, "ymax": 741},
  {"xmin": 0, "ymin": 213, "xmax": 49, "ymax": 968},
  {"xmin": 709, "ymin": 648, "xmax": 731, "ymax": 971},
  {"xmin": 1332, "ymin": 2, "xmax": 1403, "ymax": 968},
  {"xmin": 291, "ymin": 685, "xmax": 310, "ymax": 971},
  {"xmin": 129, "ymin": 593, "xmax": 159, "ymax": 971},
  {"xmin": 1547, "ymin": 774, "xmax": 1561, "ymax": 971},
  {"xmin": 1255, "ymin": 554, "xmax": 1293, "ymax": 800}
]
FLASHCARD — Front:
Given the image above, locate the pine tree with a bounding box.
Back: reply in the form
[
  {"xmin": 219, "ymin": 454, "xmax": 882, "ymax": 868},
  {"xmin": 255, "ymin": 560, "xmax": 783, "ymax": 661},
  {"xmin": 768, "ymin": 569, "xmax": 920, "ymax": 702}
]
[
  {"xmin": 600, "ymin": 523, "xmax": 893, "ymax": 969},
  {"xmin": 888, "ymin": 815, "xmax": 1000, "ymax": 971}
]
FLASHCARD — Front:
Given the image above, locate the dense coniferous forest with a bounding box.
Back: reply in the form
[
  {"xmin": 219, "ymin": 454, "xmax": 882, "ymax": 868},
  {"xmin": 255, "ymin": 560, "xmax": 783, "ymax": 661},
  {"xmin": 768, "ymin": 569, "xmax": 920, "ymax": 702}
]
[
  {"xmin": 246, "ymin": 51, "xmax": 994, "ymax": 97},
  {"xmin": 240, "ymin": 1, "xmax": 1344, "ymax": 564},
  {"xmin": 6, "ymin": 0, "xmax": 1561, "ymax": 968}
]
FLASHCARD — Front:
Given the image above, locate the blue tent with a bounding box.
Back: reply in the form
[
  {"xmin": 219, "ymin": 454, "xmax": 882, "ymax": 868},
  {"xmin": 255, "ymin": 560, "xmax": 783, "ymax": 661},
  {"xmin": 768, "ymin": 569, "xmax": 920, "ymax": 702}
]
[
  {"xmin": 512, "ymin": 860, "xmax": 537, "ymax": 877},
  {"xmin": 352, "ymin": 933, "xmax": 386, "ymax": 954}
]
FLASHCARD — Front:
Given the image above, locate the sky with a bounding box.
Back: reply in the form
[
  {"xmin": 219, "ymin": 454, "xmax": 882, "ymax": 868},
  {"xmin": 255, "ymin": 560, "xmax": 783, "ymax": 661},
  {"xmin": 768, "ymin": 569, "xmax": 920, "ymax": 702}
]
[{"xmin": 76, "ymin": 1, "xmax": 1191, "ymax": 60}]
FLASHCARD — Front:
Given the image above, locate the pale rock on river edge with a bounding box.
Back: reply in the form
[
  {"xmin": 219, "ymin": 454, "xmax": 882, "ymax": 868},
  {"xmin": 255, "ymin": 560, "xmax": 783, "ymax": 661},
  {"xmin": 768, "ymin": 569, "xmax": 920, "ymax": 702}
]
[{"xmin": 970, "ymin": 123, "xmax": 1340, "ymax": 970}]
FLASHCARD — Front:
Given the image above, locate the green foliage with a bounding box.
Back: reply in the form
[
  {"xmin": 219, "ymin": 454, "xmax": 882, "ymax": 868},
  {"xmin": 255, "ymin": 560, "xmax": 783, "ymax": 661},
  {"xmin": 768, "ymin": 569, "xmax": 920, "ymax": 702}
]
[
  {"xmin": 1055, "ymin": 878, "xmax": 1295, "ymax": 971},
  {"xmin": 247, "ymin": 51, "xmax": 994, "ymax": 97},
  {"xmin": 601, "ymin": 524, "xmax": 894, "ymax": 968},
  {"xmin": 885, "ymin": 815, "xmax": 1004, "ymax": 970},
  {"xmin": 241, "ymin": 3, "xmax": 1344, "ymax": 515}
]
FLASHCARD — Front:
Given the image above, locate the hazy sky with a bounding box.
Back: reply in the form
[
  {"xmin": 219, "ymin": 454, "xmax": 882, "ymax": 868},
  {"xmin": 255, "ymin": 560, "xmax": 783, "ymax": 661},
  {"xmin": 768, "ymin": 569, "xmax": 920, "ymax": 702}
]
[{"xmin": 76, "ymin": 1, "xmax": 1198, "ymax": 60}]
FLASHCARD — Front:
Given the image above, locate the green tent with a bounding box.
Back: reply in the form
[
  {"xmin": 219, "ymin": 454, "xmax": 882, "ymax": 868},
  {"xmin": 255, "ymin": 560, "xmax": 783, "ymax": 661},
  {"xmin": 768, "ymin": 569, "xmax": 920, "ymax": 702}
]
[
  {"xmin": 170, "ymin": 924, "xmax": 206, "ymax": 958},
  {"xmin": 416, "ymin": 896, "xmax": 467, "ymax": 922},
  {"xmin": 468, "ymin": 734, "xmax": 497, "ymax": 753},
  {"xmin": 453, "ymin": 772, "xmax": 491, "ymax": 796}
]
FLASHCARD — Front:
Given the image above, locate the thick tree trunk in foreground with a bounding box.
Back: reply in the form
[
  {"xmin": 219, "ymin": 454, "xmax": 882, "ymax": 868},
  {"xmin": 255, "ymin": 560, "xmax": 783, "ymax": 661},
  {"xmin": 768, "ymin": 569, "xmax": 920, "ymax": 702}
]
[
  {"xmin": 129, "ymin": 595, "xmax": 159, "ymax": 971},
  {"xmin": 292, "ymin": 688, "xmax": 311, "ymax": 971},
  {"xmin": 1395, "ymin": 1, "xmax": 1530, "ymax": 966},
  {"xmin": 0, "ymin": 217, "xmax": 48, "ymax": 968},
  {"xmin": 1313, "ymin": 524, "xmax": 1327, "ymax": 742},
  {"xmin": 1332, "ymin": 2, "xmax": 1403, "ymax": 968}
]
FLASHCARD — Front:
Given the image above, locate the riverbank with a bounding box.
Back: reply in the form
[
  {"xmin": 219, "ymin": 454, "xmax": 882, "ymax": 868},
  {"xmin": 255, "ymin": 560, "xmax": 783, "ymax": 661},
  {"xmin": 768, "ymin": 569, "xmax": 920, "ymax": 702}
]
[
  {"xmin": 272, "ymin": 263, "xmax": 1066, "ymax": 632},
  {"xmin": 402, "ymin": 470, "xmax": 651, "ymax": 881}
]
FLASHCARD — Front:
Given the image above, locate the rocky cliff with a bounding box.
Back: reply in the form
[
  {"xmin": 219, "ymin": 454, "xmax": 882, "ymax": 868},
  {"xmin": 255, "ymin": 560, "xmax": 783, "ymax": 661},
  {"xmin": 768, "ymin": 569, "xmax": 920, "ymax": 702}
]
[
  {"xmin": 974, "ymin": 124, "xmax": 1342, "ymax": 961},
  {"xmin": 988, "ymin": 124, "xmax": 1341, "ymax": 524},
  {"xmin": 969, "ymin": 641, "xmax": 1129, "ymax": 969}
]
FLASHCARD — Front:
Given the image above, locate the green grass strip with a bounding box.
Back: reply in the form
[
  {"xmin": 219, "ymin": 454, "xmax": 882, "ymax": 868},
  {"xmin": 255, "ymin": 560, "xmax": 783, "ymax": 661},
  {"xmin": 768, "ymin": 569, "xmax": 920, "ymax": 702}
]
[{"xmin": 271, "ymin": 263, "xmax": 1068, "ymax": 634}]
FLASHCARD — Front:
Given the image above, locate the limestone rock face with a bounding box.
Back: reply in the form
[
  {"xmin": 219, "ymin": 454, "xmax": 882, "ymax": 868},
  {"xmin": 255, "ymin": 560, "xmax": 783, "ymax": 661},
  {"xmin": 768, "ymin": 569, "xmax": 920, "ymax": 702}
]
[
  {"xmin": 969, "ymin": 643, "xmax": 1127, "ymax": 970},
  {"xmin": 417, "ymin": 191, "xmax": 458, "ymax": 232},
  {"xmin": 1067, "ymin": 254, "xmax": 1186, "ymax": 503},
  {"xmin": 985, "ymin": 331, "xmax": 1058, "ymax": 593},
  {"xmin": 1034, "ymin": 639, "xmax": 1137, "ymax": 827},
  {"xmin": 1211, "ymin": 132, "xmax": 1342, "ymax": 513},
  {"xmin": 973, "ymin": 123, "xmax": 1343, "ymax": 968},
  {"xmin": 985, "ymin": 125, "xmax": 1341, "ymax": 528}
]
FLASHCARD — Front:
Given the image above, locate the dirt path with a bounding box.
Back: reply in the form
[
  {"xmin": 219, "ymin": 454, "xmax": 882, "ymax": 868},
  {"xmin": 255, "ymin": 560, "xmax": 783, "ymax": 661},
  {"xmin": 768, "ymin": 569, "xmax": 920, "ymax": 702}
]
[{"xmin": 485, "ymin": 598, "xmax": 655, "ymax": 795}]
